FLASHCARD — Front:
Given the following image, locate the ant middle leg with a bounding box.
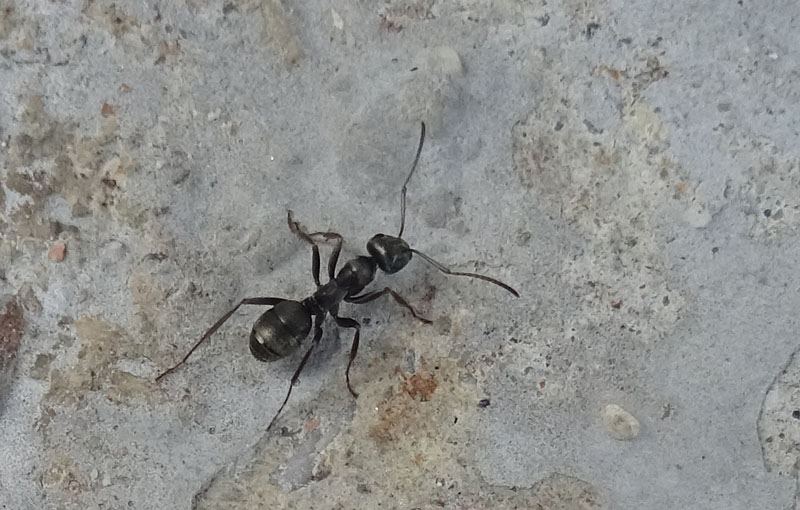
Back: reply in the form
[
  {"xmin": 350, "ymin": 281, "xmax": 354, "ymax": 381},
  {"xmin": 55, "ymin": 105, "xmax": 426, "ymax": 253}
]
[
  {"xmin": 346, "ymin": 288, "xmax": 433, "ymax": 324},
  {"xmin": 267, "ymin": 313, "xmax": 325, "ymax": 431},
  {"xmin": 333, "ymin": 316, "xmax": 361, "ymax": 398},
  {"xmin": 156, "ymin": 297, "xmax": 286, "ymax": 382}
]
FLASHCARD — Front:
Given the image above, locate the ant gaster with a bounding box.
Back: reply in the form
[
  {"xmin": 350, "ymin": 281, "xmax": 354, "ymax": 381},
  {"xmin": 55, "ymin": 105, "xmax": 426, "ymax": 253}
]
[{"xmin": 156, "ymin": 122, "xmax": 519, "ymax": 430}]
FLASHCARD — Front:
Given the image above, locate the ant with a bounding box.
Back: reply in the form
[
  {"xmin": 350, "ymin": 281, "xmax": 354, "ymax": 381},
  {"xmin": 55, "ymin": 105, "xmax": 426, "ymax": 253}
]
[{"xmin": 155, "ymin": 122, "xmax": 519, "ymax": 430}]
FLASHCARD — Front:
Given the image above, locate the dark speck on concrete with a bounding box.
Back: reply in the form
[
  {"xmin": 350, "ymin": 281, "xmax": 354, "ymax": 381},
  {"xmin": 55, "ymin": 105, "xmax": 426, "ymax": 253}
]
[
  {"xmin": 584, "ymin": 119, "xmax": 603, "ymax": 134},
  {"xmin": 585, "ymin": 23, "xmax": 601, "ymax": 39}
]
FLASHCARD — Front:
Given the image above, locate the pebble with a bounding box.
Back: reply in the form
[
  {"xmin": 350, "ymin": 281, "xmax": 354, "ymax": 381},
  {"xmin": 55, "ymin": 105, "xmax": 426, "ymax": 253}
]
[
  {"xmin": 304, "ymin": 417, "xmax": 320, "ymax": 433},
  {"xmin": 602, "ymin": 404, "xmax": 640, "ymax": 440},
  {"xmin": 48, "ymin": 241, "xmax": 67, "ymax": 262}
]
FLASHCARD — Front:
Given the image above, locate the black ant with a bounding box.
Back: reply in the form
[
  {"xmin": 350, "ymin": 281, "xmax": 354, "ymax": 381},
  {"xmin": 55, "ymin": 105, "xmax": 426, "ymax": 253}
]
[{"xmin": 156, "ymin": 122, "xmax": 519, "ymax": 430}]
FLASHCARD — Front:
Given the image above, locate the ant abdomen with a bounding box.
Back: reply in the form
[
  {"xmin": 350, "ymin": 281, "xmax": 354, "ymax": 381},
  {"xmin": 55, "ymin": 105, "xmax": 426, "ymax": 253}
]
[{"xmin": 249, "ymin": 300, "xmax": 311, "ymax": 361}]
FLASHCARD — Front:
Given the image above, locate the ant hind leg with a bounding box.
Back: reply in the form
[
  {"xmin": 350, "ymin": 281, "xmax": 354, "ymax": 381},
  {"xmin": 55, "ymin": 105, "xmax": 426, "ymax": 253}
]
[
  {"xmin": 156, "ymin": 297, "xmax": 286, "ymax": 382},
  {"xmin": 267, "ymin": 313, "xmax": 325, "ymax": 431}
]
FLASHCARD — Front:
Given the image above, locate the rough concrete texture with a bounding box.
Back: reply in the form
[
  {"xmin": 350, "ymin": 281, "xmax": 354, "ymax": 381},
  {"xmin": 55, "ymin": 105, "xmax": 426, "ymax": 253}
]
[{"xmin": 1, "ymin": 1, "xmax": 799, "ymax": 509}]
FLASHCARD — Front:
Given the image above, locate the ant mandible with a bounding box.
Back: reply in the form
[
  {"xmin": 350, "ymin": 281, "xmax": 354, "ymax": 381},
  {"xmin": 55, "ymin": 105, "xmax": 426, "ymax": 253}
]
[{"xmin": 156, "ymin": 122, "xmax": 519, "ymax": 430}]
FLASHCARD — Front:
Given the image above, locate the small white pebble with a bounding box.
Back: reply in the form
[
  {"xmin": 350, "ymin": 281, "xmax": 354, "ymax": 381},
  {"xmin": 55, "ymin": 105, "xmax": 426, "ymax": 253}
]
[
  {"xmin": 90, "ymin": 468, "xmax": 99, "ymax": 481},
  {"xmin": 603, "ymin": 404, "xmax": 640, "ymax": 440},
  {"xmin": 331, "ymin": 9, "xmax": 344, "ymax": 30},
  {"xmin": 102, "ymin": 473, "xmax": 111, "ymax": 487}
]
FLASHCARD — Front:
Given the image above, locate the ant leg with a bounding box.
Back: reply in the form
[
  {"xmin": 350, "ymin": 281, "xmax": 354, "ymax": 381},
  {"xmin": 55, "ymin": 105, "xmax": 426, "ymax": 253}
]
[
  {"xmin": 346, "ymin": 288, "xmax": 433, "ymax": 324},
  {"xmin": 156, "ymin": 297, "xmax": 285, "ymax": 382},
  {"xmin": 310, "ymin": 231, "xmax": 343, "ymax": 280},
  {"xmin": 287, "ymin": 210, "xmax": 322, "ymax": 287},
  {"xmin": 287, "ymin": 211, "xmax": 344, "ymax": 284},
  {"xmin": 333, "ymin": 316, "xmax": 361, "ymax": 398},
  {"xmin": 267, "ymin": 314, "xmax": 325, "ymax": 431},
  {"xmin": 410, "ymin": 249, "xmax": 520, "ymax": 297}
]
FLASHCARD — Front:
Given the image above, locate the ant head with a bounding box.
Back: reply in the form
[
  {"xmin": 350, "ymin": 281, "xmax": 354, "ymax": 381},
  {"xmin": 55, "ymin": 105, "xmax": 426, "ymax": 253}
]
[{"xmin": 367, "ymin": 234, "xmax": 412, "ymax": 274}]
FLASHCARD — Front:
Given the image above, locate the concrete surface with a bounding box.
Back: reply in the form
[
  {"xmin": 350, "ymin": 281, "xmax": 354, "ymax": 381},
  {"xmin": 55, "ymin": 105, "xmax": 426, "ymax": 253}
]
[{"xmin": 1, "ymin": 1, "xmax": 799, "ymax": 509}]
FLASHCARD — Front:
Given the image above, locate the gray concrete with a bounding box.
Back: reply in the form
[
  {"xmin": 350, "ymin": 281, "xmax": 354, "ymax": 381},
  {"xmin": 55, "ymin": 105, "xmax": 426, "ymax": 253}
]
[{"xmin": 1, "ymin": 1, "xmax": 799, "ymax": 509}]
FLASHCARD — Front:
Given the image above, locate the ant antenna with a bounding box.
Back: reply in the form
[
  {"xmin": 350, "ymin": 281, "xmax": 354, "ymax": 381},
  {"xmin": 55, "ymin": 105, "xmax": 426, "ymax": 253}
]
[
  {"xmin": 398, "ymin": 122, "xmax": 426, "ymax": 238},
  {"xmin": 411, "ymin": 249, "xmax": 520, "ymax": 297}
]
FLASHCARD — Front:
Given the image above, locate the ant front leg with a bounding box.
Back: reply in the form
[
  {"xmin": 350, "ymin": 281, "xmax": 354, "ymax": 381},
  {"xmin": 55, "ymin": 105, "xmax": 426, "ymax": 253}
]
[
  {"xmin": 287, "ymin": 211, "xmax": 344, "ymax": 284},
  {"xmin": 156, "ymin": 297, "xmax": 286, "ymax": 382},
  {"xmin": 287, "ymin": 210, "xmax": 322, "ymax": 287},
  {"xmin": 310, "ymin": 231, "xmax": 343, "ymax": 280},
  {"xmin": 346, "ymin": 288, "xmax": 433, "ymax": 324},
  {"xmin": 333, "ymin": 316, "xmax": 362, "ymax": 398}
]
